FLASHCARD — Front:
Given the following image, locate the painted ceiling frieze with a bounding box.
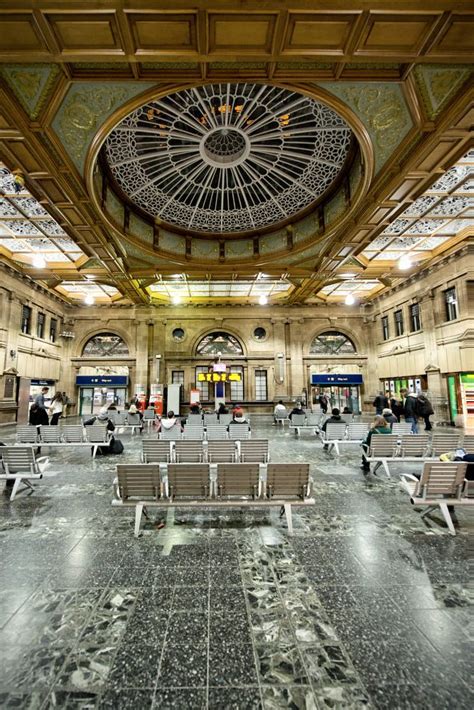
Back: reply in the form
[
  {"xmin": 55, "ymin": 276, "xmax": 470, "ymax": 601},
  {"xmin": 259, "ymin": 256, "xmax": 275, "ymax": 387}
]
[
  {"xmin": 414, "ymin": 64, "xmax": 473, "ymax": 120},
  {"xmin": 0, "ymin": 63, "xmax": 60, "ymax": 120},
  {"xmin": 319, "ymin": 82, "xmax": 413, "ymax": 173},
  {"xmin": 51, "ymin": 81, "xmax": 155, "ymax": 172}
]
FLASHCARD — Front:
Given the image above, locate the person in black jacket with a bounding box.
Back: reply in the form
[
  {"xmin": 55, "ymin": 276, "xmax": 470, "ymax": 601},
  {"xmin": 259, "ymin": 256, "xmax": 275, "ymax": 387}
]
[
  {"xmin": 416, "ymin": 394, "xmax": 434, "ymax": 431},
  {"xmin": 373, "ymin": 391, "xmax": 389, "ymax": 415},
  {"xmin": 322, "ymin": 408, "xmax": 342, "ymax": 450},
  {"xmin": 400, "ymin": 388, "xmax": 418, "ymax": 433}
]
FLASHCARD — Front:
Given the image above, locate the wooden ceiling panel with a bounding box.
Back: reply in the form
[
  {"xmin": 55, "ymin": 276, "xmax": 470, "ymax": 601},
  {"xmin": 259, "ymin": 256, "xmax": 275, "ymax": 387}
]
[
  {"xmin": 209, "ymin": 13, "xmax": 277, "ymax": 54},
  {"xmin": 127, "ymin": 12, "xmax": 198, "ymax": 54},
  {"xmin": 0, "ymin": 14, "xmax": 45, "ymax": 51},
  {"xmin": 44, "ymin": 12, "xmax": 123, "ymax": 53},
  {"xmin": 432, "ymin": 14, "xmax": 474, "ymax": 54},
  {"xmin": 355, "ymin": 13, "xmax": 442, "ymax": 56},
  {"xmin": 283, "ymin": 13, "xmax": 359, "ymax": 55}
]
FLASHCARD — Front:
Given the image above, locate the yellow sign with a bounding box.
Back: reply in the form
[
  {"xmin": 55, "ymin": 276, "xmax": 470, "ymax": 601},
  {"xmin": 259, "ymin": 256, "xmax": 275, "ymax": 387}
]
[{"xmin": 197, "ymin": 372, "xmax": 241, "ymax": 383}]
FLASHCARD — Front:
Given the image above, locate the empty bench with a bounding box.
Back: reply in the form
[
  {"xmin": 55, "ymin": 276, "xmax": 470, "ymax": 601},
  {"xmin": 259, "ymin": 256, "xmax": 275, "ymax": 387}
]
[
  {"xmin": 15, "ymin": 424, "xmax": 112, "ymax": 458},
  {"xmin": 113, "ymin": 462, "xmax": 314, "ymax": 537}
]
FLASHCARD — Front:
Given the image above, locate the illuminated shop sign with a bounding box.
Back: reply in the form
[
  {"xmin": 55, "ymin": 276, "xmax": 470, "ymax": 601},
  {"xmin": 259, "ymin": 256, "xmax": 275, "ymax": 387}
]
[
  {"xmin": 197, "ymin": 372, "xmax": 241, "ymax": 383},
  {"xmin": 311, "ymin": 374, "xmax": 363, "ymax": 386},
  {"xmin": 76, "ymin": 375, "xmax": 129, "ymax": 386}
]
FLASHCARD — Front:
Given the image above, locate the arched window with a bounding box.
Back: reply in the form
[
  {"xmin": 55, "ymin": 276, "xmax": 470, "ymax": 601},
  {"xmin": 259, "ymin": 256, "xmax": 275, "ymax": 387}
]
[
  {"xmin": 82, "ymin": 332, "xmax": 129, "ymax": 357},
  {"xmin": 309, "ymin": 331, "xmax": 356, "ymax": 355},
  {"xmin": 196, "ymin": 331, "xmax": 243, "ymax": 356}
]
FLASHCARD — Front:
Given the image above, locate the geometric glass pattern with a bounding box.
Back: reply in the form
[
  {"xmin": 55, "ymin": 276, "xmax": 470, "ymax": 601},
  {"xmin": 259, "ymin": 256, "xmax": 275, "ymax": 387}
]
[
  {"xmin": 196, "ymin": 332, "xmax": 244, "ymax": 356},
  {"xmin": 309, "ymin": 331, "xmax": 357, "ymax": 354},
  {"xmin": 82, "ymin": 333, "xmax": 129, "ymax": 357},
  {"xmin": 105, "ymin": 83, "xmax": 353, "ymax": 234},
  {"xmin": 57, "ymin": 281, "xmax": 119, "ymax": 302},
  {"xmin": 148, "ymin": 276, "xmax": 292, "ymax": 302}
]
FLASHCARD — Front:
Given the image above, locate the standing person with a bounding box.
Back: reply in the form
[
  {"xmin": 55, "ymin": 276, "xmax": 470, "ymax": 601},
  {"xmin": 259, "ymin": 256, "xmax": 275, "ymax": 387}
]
[
  {"xmin": 34, "ymin": 386, "xmax": 49, "ymax": 412},
  {"xmin": 416, "ymin": 392, "xmax": 434, "ymax": 431},
  {"xmin": 318, "ymin": 393, "xmax": 328, "ymax": 414},
  {"xmin": 400, "ymin": 388, "xmax": 418, "ymax": 433},
  {"xmin": 49, "ymin": 392, "xmax": 64, "ymax": 425},
  {"xmin": 373, "ymin": 391, "xmax": 389, "ymax": 415},
  {"xmin": 62, "ymin": 392, "xmax": 70, "ymax": 418},
  {"xmin": 360, "ymin": 415, "xmax": 392, "ymax": 474},
  {"xmin": 389, "ymin": 392, "xmax": 403, "ymax": 422},
  {"xmin": 29, "ymin": 402, "xmax": 48, "ymax": 455}
]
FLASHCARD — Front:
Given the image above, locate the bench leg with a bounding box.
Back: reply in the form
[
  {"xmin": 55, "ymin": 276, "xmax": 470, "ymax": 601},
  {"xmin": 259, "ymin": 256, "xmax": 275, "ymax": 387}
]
[
  {"xmin": 334, "ymin": 442, "xmax": 340, "ymax": 456},
  {"xmin": 284, "ymin": 503, "xmax": 293, "ymax": 535},
  {"xmin": 439, "ymin": 502, "xmax": 456, "ymax": 536},
  {"xmin": 10, "ymin": 477, "xmax": 22, "ymax": 501},
  {"xmin": 382, "ymin": 460, "xmax": 391, "ymax": 479},
  {"xmin": 134, "ymin": 503, "xmax": 144, "ymax": 537},
  {"xmin": 92, "ymin": 445, "xmax": 97, "ymax": 459}
]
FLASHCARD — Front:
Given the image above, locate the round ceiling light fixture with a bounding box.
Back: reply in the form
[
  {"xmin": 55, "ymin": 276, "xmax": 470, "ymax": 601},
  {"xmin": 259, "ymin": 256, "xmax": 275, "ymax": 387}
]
[
  {"xmin": 258, "ymin": 295, "xmax": 268, "ymax": 305},
  {"xmin": 345, "ymin": 294, "xmax": 356, "ymax": 305},
  {"xmin": 104, "ymin": 83, "xmax": 353, "ymax": 235},
  {"xmin": 84, "ymin": 294, "xmax": 95, "ymax": 305},
  {"xmin": 398, "ymin": 254, "xmax": 412, "ymax": 270},
  {"xmin": 32, "ymin": 254, "xmax": 46, "ymax": 269}
]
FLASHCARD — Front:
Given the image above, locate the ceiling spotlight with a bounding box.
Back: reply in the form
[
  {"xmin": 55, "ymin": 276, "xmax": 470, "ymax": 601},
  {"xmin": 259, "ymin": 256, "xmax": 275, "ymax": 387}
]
[
  {"xmin": 84, "ymin": 294, "xmax": 95, "ymax": 305},
  {"xmin": 398, "ymin": 254, "xmax": 412, "ymax": 270},
  {"xmin": 32, "ymin": 254, "xmax": 46, "ymax": 269},
  {"xmin": 172, "ymin": 296, "xmax": 181, "ymax": 305},
  {"xmin": 259, "ymin": 295, "xmax": 268, "ymax": 305},
  {"xmin": 345, "ymin": 294, "xmax": 355, "ymax": 306}
]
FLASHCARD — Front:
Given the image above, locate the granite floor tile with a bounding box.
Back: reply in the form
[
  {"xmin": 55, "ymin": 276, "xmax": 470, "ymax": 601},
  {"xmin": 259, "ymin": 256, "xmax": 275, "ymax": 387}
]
[
  {"xmin": 208, "ymin": 686, "xmax": 262, "ymax": 709},
  {"xmin": 156, "ymin": 642, "xmax": 207, "ymax": 688},
  {"xmin": 166, "ymin": 611, "xmax": 209, "ymax": 645},
  {"xmin": 209, "ymin": 610, "xmax": 252, "ymax": 646},
  {"xmin": 98, "ymin": 687, "xmax": 154, "ymax": 709},
  {"xmin": 208, "ymin": 642, "xmax": 258, "ymax": 687},
  {"xmin": 153, "ymin": 687, "xmax": 207, "ymax": 709},
  {"xmin": 107, "ymin": 642, "xmax": 162, "ymax": 689}
]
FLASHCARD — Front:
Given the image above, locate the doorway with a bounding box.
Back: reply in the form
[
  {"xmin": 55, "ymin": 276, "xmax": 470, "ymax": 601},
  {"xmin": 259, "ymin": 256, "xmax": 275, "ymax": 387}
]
[
  {"xmin": 312, "ymin": 385, "xmax": 360, "ymax": 414},
  {"xmin": 79, "ymin": 387, "xmax": 127, "ymax": 415}
]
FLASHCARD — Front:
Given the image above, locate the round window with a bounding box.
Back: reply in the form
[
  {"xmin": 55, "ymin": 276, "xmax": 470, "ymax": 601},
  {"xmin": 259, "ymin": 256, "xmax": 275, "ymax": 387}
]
[
  {"xmin": 172, "ymin": 328, "xmax": 185, "ymax": 342},
  {"xmin": 253, "ymin": 327, "xmax": 267, "ymax": 341}
]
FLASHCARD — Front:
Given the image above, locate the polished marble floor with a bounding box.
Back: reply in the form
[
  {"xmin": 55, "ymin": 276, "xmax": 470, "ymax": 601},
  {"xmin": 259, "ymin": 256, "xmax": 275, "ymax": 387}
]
[{"xmin": 0, "ymin": 418, "xmax": 472, "ymax": 709}]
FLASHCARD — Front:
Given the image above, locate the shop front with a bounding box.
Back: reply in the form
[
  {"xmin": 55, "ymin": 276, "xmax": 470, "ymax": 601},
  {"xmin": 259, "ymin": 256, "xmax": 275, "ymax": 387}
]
[
  {"xmin": 76, "ymin": 374, "xmax": 128, "ymax": 415},
  {"xmin": 381, "ymin": 375, "xmax": 428, "ymax": 397},
  {"xmin": 311, "ymin": 373, "xmax": 363, "ymax": 414},
  {"xmin": 447, "ymin": 373, "xmax": 474, "ymax": 429}
]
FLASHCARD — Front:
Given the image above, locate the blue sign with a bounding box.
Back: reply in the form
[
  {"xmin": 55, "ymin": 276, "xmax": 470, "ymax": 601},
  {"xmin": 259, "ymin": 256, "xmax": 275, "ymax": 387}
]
[
  {"xmin": 76, "ymin": 375, "xmax": 128, "ymax": 387},
  {"xmin": 311, "ymin": 374, "xmax": 363, "ymax": 386}
]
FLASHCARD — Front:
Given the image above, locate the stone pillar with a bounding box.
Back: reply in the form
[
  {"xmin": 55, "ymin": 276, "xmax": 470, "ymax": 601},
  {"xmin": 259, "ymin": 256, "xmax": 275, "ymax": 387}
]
[
  {"xmin": 271, "ymin": 319, "xmax": 287, "ymax": 399},
  {"xmin": 288, "ymin": 319, "xmax": 305, "ymax": 397},
  {"xmin": 134, "ymin": 319, "xmax": 149, "ymax": 394}
]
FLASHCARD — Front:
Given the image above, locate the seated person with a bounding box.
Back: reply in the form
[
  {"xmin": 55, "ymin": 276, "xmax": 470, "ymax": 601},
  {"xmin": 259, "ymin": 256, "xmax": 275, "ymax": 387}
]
[
  {"xmin": 217, "ymin": 402, "xmax": 228, "ymax": 415},
  {"xmin": 273, "ymin": 400, "xmax": 287, "ymax": 423},
  {"xmin": 158, "ymin": 410, "xmax": 182, "ymax": 433},
  {"xmin": 289, "ymin": 402, "xmax": 304, "ymax": 420},
  {"xmin": 321, "ymin": 407, "xmax": 342, "ymax": 449},
  {"xmin": 342, "ymin": 406, "xmax": 353, "ymax": 414},
  {"xmin": 382, "ymin": 407, "xmax": 398, "ymax": 427},
  {"xmin": 230, "ymin": 407, "xmax": 248, "ymax": 425},
  {"xmin": 127, "ymin": 403, "xmax": 144, "ymax": 431},
  {"xmin": 360, "ymin": 415, "xmax": 391, "ymax": 473},
  {"xmin": 189, "ymin": 403, "xmax": 201, "ymax": 415},
  {"xmin": 96, "ymin": 406, "xmax": 116, "ymax": 433}
]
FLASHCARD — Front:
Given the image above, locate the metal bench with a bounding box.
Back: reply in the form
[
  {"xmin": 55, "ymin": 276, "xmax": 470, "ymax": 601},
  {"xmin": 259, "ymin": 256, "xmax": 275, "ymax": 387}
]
[
  {"xmin": 239, "ymin": 439, "xmax": 269, "ymax": 463},
  {"xmin": 142, "ymin": 440, "xmax": 172, "ymax": 463},
  {"xmin": 207, "ymin": 440, "xmax": 237, "ymax": 463},
  {"xmin": 205, "ymin": 425, "xmax": 228, "ymax": 440},
  {"xmin": 430, "ymin": 433, "xmax": 462, "ymax": 457},
  {"xmin": 319, "ymin": 423, "xmax": 347, "ymax": 455},
  {"xmin": 0, "ymin": 446, "xmax": 49, "ymax": 501},
  {"xmin": 16, "ymin": 425, "xmax": 40, "ymax": 444}
]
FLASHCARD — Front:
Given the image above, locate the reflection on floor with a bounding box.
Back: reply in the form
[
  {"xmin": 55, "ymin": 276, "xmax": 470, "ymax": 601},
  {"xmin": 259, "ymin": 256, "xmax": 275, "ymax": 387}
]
[{"xmin": 0, "ymin": 418, "xmax": 472, "ymax": 709}]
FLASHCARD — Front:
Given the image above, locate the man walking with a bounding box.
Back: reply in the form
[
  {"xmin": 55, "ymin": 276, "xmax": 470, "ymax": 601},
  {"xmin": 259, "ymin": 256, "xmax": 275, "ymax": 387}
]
[{"xmin": 400, "ymin": 388, "xmax": 418, "ymax": 433}]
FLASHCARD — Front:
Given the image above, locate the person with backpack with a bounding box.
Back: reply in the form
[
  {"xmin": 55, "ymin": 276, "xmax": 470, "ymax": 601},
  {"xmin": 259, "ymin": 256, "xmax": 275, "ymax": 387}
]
[
  {"xmin": 416, "ymin": 393, "xmax": 434, "ymax": 431},
  {"xmin": 400, "ymin": 388, "xmax": 418, "ymax": 433}
]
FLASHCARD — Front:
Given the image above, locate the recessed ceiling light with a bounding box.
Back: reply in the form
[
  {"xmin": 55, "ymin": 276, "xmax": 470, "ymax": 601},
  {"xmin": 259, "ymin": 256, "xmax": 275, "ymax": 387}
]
[
  {"xmin": 345, "ymin": 294, "xmax": 356, "ymax": 305},
  {"xmin": 32, "ymin": 254, "xmax": 46, "ymax": 268},
  {"xmin": 398, "ymin": 254, "xmax": 412, "ymax": 270},
  {"xmin": 84, "ymin": 294, "xmax": 95, "ymax": 305},
  {"xmin": 172, "ymin": 296, "xmax": 182, "ymax": 305},
  {"xmin": 259, "ymin": 295, "xmax": 268, "ymax": 305}
]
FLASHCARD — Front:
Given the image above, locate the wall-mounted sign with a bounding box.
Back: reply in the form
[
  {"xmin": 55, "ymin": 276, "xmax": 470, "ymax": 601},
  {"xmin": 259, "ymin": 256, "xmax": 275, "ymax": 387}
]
[
  {"xmin": 197, "ymin": 372, "xmax": 241, "ymax": 383},
  {"xmin": 76, "ymin": 375, "xmax": 129, "ymax": 387},
  {"xmin": 31, "ymin": 379, "xmax": 55, "ymax": 386},
  {"xmin": 311, "ymin": 374, "xmax": 363, "ymax": 386}
]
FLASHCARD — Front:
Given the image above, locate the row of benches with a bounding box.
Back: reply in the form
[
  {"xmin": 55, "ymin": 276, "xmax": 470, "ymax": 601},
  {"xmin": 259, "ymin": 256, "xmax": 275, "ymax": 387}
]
[
  {"xmin": 16, "ymin": 424, "xmax": 111, "ymax": 458},
  {"xmin": 143, "ymin": 438, "xmax": 268, "ymax": 464},
  {"xmin": 159, "ymin": 423, "xmax": 251, "ymax": 440},
  {"xmin": 113, "ymin": 462, "xmax": 313, "ymax": 536}
]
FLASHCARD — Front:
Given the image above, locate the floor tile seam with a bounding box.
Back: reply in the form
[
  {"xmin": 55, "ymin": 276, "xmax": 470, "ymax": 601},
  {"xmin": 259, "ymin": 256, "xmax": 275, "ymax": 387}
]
[
  {"xmin": 206, "ymin": 549, "xmax": 211, "ymax": 710},
  {"xmin": 152, "ymin": 593, "xmax": 178, "ymax": 699},
  {"xmin": 236, "ymin": 534, "xmax": 265, "ymax": 709},
  {"xmin": 290, "ymin": 547, "xmax": 376, "ymax": 705}
]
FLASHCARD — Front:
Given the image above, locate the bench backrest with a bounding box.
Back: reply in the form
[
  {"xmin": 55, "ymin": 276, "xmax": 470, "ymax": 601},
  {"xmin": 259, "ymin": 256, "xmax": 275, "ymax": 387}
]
[
  {"xmin": 347, "ymin": 423, "xmax": 368, "ymax": 440},
  {"xmin": 16, "ymin": 425, "xmax": 39, "ymax": 443},
  {"xmin": 216, "ymin": 464, "xmax": 260, "ymax": 497},
  {"xmin": 2, "ymin": 446, "xmax": 38, "ymax": 474},
  {"xmin": 142, "ymin": 410, "xmax": 156, "ymax": 421},
  {"xmin": 463, "ymin": 435, "xmax": 474, "ymax": 454},
  {"xmin": 340, "ymin": 413, "xmax": 353, "ymax": 424},
  {"xmin": 117, "ymin": 464, "xmax": 160, "ymax": 500},
  {"xmin": 40, "ymin": 426, "xmax": 62, "ymax": 443},
  {"xmin": 290, "ymin": 414, "xmax": 306, "ymax": 426},
  {"xmin": 85, "ymin": 425, "xmax": 109, "ymax": 443},
  {"xmin": 431, "ymin": 434, "xmax": 462, "ymax": 456},
  {"xmin": 419, "ymin": 461, "xmax": 467, "ymax": 498},
  {"xmin": 266, "ymin": 463, "xmax": 310, "ymax": 499},
  {"xmin": 218, "ymin": 413, "xmax": 232, "ymax": 425},
  {"xmin": 325, "ymin": 423, "xmax": 347, "ymax": 440},
  {"xmin": 274, "ymin": 409, "xmax": 288, "ymax": 420},
  {"xmin": 203, "ymin": 413, "xmax": 218, "ymax": 425},
  {"xmin": 160, "ymin": 425, "xmax": 181, "ymax": 440},
  {"xmin": 400, "ymin": 434, "xmax": 429, "ymax": 457},
  {"xmin": 110, "ymin": 412, "xmax": 127, "ymax": 425},
  {"xmin": 228, "ymin": 424, "xmax": 251, "ymax": 440},
  {"xmin": 167, "ymin": 464, "xmax": 210, "ymax": 498},
  {"xmin": 306, "ymin": 414, "xmax": 321, "ymax": 426},
  {"xmin": 142, "ymin": 440, "xmax": 171, "ymax": 463},
  {"xmin": 182, "ymin": 426, "xmax": 205, "ymax": 440},
  {"xmin": 187, "ymin": 414, "xmax": 203, "ymax": 425},
  {"xmin": 206, "ymin": 425, "xmax": 228, "ymax": 440},
  {"xmin": 175, "ymin": 440, "xmax": 204, "ymax": 463},
  {"xmin": 240, "ymin": 439, "xmax": 268, "ymax": 463},
  {"xmin": 62, "ymin": 425, "xmax": 85, "ymax": 443},
  {"xmin": 127, "ymin": 413, "xmax": 141, "ymax": 425},
  {"xmin": 369, "ymin": 434, "xmax": 399, "ymax": 457},
  {"xmin": 207, "ymin": 441, "xmax": 236, "ymax": 463},
  {"xmin": 392, "ymin": 423, "xmax": 413, "ymax": 435}
]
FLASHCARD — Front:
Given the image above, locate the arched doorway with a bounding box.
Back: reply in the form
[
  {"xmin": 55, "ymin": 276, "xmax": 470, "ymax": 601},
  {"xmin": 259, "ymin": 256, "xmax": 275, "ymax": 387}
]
[
  {"xmin": 194, "ymin": 331, "xmax": 245, "ymax": 405},
  {"xmin": 309, "ymin": 331, "xmax": 361, "ymax": 413},
  {"xmin": 78, "ymin": 333, "xmax": 130, "ymax": 414}
]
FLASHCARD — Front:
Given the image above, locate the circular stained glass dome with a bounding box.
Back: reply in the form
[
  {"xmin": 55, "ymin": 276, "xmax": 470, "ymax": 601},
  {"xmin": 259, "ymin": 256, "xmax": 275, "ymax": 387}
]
[{"xmin": 104, "ymin": 83, "xmax": 354, "ymax": 235}]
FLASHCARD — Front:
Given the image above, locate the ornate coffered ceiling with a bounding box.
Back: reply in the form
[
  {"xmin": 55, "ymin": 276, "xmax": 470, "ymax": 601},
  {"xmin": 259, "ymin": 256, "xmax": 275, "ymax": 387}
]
[{"xmin": 0, "ymin": 1, "xmax": 472, "ymax": 307}]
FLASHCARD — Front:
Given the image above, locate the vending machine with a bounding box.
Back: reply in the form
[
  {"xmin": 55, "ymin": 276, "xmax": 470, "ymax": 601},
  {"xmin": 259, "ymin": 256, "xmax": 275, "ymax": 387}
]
[{"xmin": 150, "ymin": 384, "xmax": 164, "ymax": 416}]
